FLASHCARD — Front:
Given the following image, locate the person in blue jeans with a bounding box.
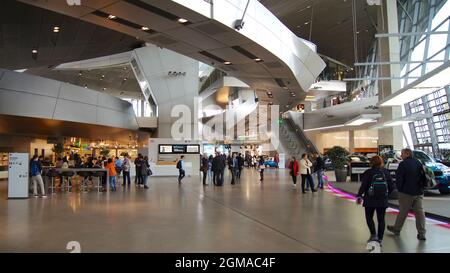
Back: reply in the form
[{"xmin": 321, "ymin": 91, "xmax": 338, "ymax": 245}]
[
  {"xmin": 314, "ymin": 153, "xmax": 325, "ymax": 189},
  {"xmin": 122, "ymin": 155, "xmax": 131, "ymax": 187},
  {"xmin": 106, "ymin": 158, "xmax": 117, "ymax": 191}
]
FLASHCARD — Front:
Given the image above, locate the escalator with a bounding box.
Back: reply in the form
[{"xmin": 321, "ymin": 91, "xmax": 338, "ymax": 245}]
[{"xmin": 279, "ymin": 111, "xmax": 318, "ymax": 161}]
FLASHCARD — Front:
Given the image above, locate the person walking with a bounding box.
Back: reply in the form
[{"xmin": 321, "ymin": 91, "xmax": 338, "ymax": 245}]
[
  {"xmin": 356, "ymin": 155, "xmax": 396, "ymax": 245},
  {"xmin": 300, "ymin": 153, "xmax": 316, "ymax": 193},
  {"xmin": 289, "ymin": 157, "xmax": 299, "ymax": 188},
  {"xmin": 122, "ymin": 155, "xmax": 131, "ymax": 187},
  {"xmin": 230, "ymin": 153, "xmax": 239, "ymax": 185},
  {"xmin": 387, "ymin": 148, "xmax": 428, "ymax": 241},
  {"xmin": 314, "ymin": 153, "xmax": 325, "ymax": 189},
  {"xmin": 141, "ymin": 156, "xmax": 150, "ymax": 189},
  {"xmin": 237, "ymin": 153, "xmax": 244, "ymax": 180},
  {"xmin": 30, "ymin": 155, "xmax": 47, "ymax": 198},
  {"xmin": 201, "ymin": 154, "xmax": 209, "ymax": 186},
  {"xmin": 258, "ymin": 156, "xmax": 265, "ymax": 182},
  {"xmin": 105, "ymin": 158, "xmax": 117, "ymax": 192},
  {"xmin": 274, "ymin": 153, "xmax": 280, "ymax": 168},
  {"xmin": 177, "ymin": 155, "xmax": 185, "ymax": 184}
]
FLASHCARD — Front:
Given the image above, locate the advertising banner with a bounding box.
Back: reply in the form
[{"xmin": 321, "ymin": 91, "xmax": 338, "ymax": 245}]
[{"xmin": 8, "ymin": 153, "xmax": 29, "ymax": 199}]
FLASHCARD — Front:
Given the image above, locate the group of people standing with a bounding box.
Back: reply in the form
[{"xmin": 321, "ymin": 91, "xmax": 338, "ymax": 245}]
[
  {"xmin": 199, "ymin": 152, "xmax": 246, "ymax": 186},
  {"xmin": 288, "ymin": 153, "xmax": 325, "ymax": 193}
]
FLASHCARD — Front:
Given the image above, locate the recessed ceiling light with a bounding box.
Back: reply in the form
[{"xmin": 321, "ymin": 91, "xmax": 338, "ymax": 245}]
[
  {"xmin": 254, "ymin": 58, "xmax": 262, "ymax": 62},
  {"xmin": 123, "ymin": 78, "xmax": 127, "ymax": 81},
  {"xmin": 141, "ymin": 26, "xmax": 150, "ymax": 31},
  {"xmin": 102, "ymin": 87, "xmax": 106, "ymax": 91},
  {"xmin": 107, "ymin": 14, "xmax": 116, "ymax": 20},
  {"xmin": 178, "ymin": 18, "xmax": 188, "ymax": 23},
  {"xmin": 224, "ymin": 61, "xmax": 232, "ymax": 65},
  {"xmin": 101, "ymin": 75, "xmax": 105, "ymax": 78},
  {"xmin": 53, "ymin": 26, "xmax": 60, "ymax": 33},
  {"xmin": 78, "ymin": 72, "xmax": 82, "ymax": 76},
  {"xmin": 32, "ymin": 49, "xmax": 38, "ymax": 54},
  {"xmin": 304, "ymin": 21, "xmax": 310, "ymax": 25}
]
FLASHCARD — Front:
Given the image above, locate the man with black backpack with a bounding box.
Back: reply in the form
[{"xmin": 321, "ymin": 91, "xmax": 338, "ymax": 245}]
[
  {"xmin": 387, "ymin": 148, "xmax": 427, "ymax": 240},
  {"xmin": 356, "ymin": 155, "xmax": 395, "ymax": 245},
  {"xmin": 176, "ymin": 155, "xmax": 185, "ymax": 184}
]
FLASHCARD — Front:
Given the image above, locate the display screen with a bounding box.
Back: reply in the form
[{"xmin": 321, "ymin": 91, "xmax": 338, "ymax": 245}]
[
  {"xmin": 186, "ymin": 145, "xmax": 199, "ymax": 153},
  {"xmin": 172, "ymin": 145, "xmax": 186, "ymax": 153},
  {"xmin": 159, "ymin": 144, "xmax": 200, "ymax": 154},
  {"xmin": 159, "ymin": 145, "xmax": 173, "ymax": 154}
]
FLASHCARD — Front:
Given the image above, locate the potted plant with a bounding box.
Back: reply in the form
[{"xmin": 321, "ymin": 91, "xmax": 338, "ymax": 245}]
[
  {"xmin": 52, "ymin": 143, "xmax": 64, "ymax": 158},
  {"xmin": 100, "ymin": 148, "xmax": 110, "ymax": 158},
  {"xmin": 327, "ymin": 146, "xmax": 350, "ymax": 182}
]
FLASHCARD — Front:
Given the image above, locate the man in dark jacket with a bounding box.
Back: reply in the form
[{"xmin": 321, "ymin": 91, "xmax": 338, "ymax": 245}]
[
  {"xmin": 134, "ymin": 154, "xmax": 143, "ymax": 187},
  {"xmin": 213, "ymin": 153, "xmax": 225, "ymax": 186},
  {"xmin": 237, "ymin": 153, "xmax": 244, "ymax": 179},
  {"xmin": 387, "ymin": 148, "xmax": 427, "ymax": 240},
  {"xmin": 314, "ymin": 153, "xmax": 325, "ymax": 189}
]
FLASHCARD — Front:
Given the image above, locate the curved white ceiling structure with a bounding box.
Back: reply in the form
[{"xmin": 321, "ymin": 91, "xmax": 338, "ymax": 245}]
[{"xmin": 19, "ymin": 0, "xmax": 325, "ymax": 108}]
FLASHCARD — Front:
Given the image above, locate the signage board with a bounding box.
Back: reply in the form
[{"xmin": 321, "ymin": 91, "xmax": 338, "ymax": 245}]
[
  {"xmin": 159, "ymin": 144, "xmax": 201, "ymax": 154},
  {"xmin": 8, "ymin": 153, "xmax": 29, "ymax": 199}
]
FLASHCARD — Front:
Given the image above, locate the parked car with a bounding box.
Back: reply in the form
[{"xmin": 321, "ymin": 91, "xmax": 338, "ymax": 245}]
[
  {"xmin": 347, "ymin": 154, "xmax": 370, "ymax": 181},
  {"xmin": 385, "ymin": 150, "xmax": 450, "ymax": 194},
  {"xmin": 264, "ymin": 157, "xmax": 278, "ymax": 168}
]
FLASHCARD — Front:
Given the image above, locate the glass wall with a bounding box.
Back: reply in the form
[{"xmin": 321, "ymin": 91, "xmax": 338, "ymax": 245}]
[{"xmin": 398, "ymin": 0, "xmax": 450, "ymax": 159}]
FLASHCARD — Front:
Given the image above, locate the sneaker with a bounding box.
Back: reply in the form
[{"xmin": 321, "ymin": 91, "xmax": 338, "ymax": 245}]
[
  {"xmin": 305, "ymin": 188, "xmax": 310, "ymax": 191},
  {"xmin": 387, "ymin": 225, "xmax": 400, "ymax": 235},
  {"xmin": 302, "ymin": 191, "xmax": 306, "ymax": 194},
  {"xmin": 367, "ymin": 235, "xmax": 379, "ymax": 243},
  {"xmin": 292, "ymin": 184, "xmax": 296, "ymax": 188},
  {"xmin": 33, "ymin": 195, "xmax": 39, "ymax": 198},
  {"xmin": 40, "ymin": 195, "xmax": 48, "ymax": 198},
  {"xmin": 417, "ymin": 234, "xmax": 426, "ymax": 241},
  {"xmin": 312, "ymin": 189, "xmax": 317, "ymax": 193},
  {"xmin": 144, "ymin": 186, "xmax": 149, "ymax": 189}
]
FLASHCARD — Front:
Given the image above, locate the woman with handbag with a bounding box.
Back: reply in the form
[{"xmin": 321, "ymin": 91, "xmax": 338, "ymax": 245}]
[
  {"xmin": 300, "ymin": 154, "xmax": 316, "ymax": 194},
  {"xmin": 258, "ymin": 156, "xmax": 265, "ymax": 182},
  {"xmin": 141, "ymin": 156, "xmax": 150, "ymax": 189},
  {"xmin": 289, "ymin": 157, "xmax": 299, "ymax": 189}
]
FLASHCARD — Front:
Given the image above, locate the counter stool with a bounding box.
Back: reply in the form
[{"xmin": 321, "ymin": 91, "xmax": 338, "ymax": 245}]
[
  {"xmin": 46, "ymin": 169, "xmax": 59, "ymax": 194},
  {"xmin": 92, "ymin": 171, "xmax": 105, "ymax": 193},
  {"xmin": 60, "ymin": 170, "xmax": 76, "ymax": 193},
  {"xmin": 77, "ymin": 171, "xmax": 91, "ymax": 193}
]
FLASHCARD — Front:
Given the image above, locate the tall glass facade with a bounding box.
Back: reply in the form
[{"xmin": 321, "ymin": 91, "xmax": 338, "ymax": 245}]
[{"xmin": 398, "ymin": 0, "xmax": 450, "ymax": 159}]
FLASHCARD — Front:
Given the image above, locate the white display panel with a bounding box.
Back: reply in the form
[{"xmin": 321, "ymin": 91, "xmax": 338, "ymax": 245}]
[
  {"xmin": 186, "ymin": 145, "xmax": 199, "ymax": 153},
  {"xmin": 8, "ymin": 153, "xmax": 29, "ymax": 199},
  {"xmin": 159, "ymin": 145, "xmax": 173, "ymax": 153}
]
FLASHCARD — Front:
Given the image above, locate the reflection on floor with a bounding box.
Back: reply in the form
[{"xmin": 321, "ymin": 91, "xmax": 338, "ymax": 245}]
[{"xmin": 0, "ymin": 168, "xmax": 449, "ymax": 253}]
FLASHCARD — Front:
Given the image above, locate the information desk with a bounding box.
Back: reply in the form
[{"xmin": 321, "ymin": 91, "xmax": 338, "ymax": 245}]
[
  {"xmin": 149, "ymin": 162, "xmax": 193, "ymax": 176},
  {"xmin": 42, "ymin": 168, "xmax": 109, "ymax": 192}
]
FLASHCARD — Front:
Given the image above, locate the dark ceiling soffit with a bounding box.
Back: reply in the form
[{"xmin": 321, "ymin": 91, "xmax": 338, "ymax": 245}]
[
  {"xmin": 231, "ymin": 45, "xmax": 258, "ymax": 60},
  {"xmin": 199, "ymin": 51, "xmax": 226, "ymax": 63},
  {"xmin": 274, "ymin": 78, "xmax": 286, "ymax": 88},
  {"xmin": 124, "ymin": 0, "xmax": 191, "ymax": 25},
  {"xmin": 91, "ymin": 10, "xmax": 157, "ymax": 34}
]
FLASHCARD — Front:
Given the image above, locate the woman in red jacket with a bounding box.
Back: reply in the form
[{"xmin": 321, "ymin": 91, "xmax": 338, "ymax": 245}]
[{"xmin": 289, "ymin": 157, "xmax": 299, "ymax": 188}]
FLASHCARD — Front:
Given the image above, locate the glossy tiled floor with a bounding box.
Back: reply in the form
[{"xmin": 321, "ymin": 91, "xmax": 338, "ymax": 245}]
[{"xmin": 0, "ymin": 168, "xmax": 449, "ymax": 253}]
